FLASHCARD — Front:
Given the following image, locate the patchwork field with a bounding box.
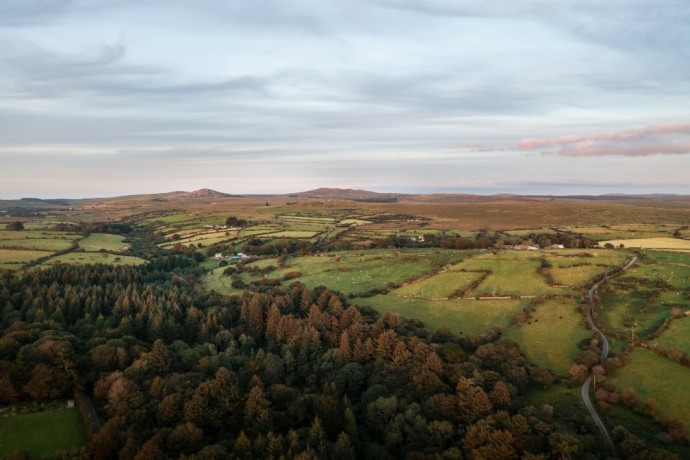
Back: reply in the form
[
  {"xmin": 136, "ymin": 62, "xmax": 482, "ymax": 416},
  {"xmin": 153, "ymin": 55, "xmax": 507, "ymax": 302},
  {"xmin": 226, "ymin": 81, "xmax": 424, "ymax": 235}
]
[
  {"xmin": 0, "ymin": 407, "xmax": 86, "ymax": 458},
  {"xmin": 599, "ymin": 252, "xmax": 690, "ymax": 337},
  {"xmin": 458, "ymin": 255, "xmax": 565, "ymax": 296}
]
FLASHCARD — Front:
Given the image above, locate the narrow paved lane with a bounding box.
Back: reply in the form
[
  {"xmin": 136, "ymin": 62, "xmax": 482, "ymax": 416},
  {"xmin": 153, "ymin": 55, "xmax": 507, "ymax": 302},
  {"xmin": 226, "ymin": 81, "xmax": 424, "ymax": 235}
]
[{"xmin": 582, "ymin": 256, "xmax": 637, "ymax": 454}]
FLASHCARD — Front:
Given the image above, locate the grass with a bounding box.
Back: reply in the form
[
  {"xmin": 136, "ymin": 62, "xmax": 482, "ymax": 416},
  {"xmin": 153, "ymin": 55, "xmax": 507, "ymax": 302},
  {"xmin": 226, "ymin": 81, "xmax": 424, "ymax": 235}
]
[
  {"xmin": 458, "ymin": 255, "xmax": 565, "ymax": 296},
  {"xmin": 0, "ymin": 238, "xmax": 76, "ymax": 251},
  {"xmin": 558, "ymin": 224, "xmax": 677, "ymax": 241},
  {"xmin": 504, "ymin": 299, "xmax": 591, "ymax": 375},
  {"xmin": 644, "ymin": 250, "xmax": 690, "ymax": 265},
  {"xmin": 41, "ymin": 252, "xmax": 146, "ymax": 267},
  {"xmin": 203, "ymin": 267, "xmax": 248, "ymax": 296},
  {"xmin": 608, "ymin": 348, "xmax": 690, "ymax": 427},
  {"xmin": 601, "ymin": 238, "xmax": 690, "ymax": 250},
  {"xmin": 549, "ymin": 264, "xmax": 611, "ymax": 287},
  {"xmin": 0, "ymin": 407, "xmax": 86, "ymax": 458},
  {"xmin": 0, "ymin": 230, "xmax": 81, "ymax": 252},
  {"xmin": 247, "ymin": 249, "xmax": 465, "ymax": 296},
  {"xmin": 598, "ymin": 254, "xmax": 690, "ymax": 337},
  {"xmin": 270, "ymin": 230, "xmax": 319, "ymax": 238},
  {"xmin": 355, "ymin": 295, "xmax": 527, "ymax": 337},
  {"xmin": 0, "ymin": 249, "xmax": 53, "ymax": 265},
  {"xmin": 649, "ymin": 317, "xmax": 690, "ymax": 356},
  {"xmin": 390, "ymin": 270, "xmax": 486, "ymax": 299},
  {"xmin": 78, "ymin": 233, "xmax": 126, "ymax": 252}
]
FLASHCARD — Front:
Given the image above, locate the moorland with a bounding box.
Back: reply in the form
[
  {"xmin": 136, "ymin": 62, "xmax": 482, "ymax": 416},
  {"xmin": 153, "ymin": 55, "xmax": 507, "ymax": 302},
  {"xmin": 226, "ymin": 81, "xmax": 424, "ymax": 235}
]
[{"xmin": 1, "ymin": 188, "xmax": 690, "ymax": 459}]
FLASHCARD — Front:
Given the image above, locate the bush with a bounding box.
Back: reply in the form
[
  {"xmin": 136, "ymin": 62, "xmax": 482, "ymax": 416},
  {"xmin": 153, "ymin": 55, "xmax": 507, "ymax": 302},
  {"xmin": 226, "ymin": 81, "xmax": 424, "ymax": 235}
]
[{"xmin": 6, "ymin": 221, "xmax": 24, "ymax": 231}]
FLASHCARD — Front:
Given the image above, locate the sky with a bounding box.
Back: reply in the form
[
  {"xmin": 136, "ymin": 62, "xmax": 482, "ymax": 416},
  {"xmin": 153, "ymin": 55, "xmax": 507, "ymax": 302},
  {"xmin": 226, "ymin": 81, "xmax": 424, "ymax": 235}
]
[{"xmin": 1, "ymin": 0, "xmax": 690, "ymax": 198}]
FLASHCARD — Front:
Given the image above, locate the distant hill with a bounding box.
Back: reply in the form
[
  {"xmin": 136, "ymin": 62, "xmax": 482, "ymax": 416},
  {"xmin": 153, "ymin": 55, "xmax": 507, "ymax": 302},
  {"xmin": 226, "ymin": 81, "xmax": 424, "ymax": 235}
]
[
  {"xmin": 186, "ymin": 188, "xmax": 233, "ymax": 198},
  {"xmin": 294, "ymin": 188, "xmax": 405, "ymax": 202}
]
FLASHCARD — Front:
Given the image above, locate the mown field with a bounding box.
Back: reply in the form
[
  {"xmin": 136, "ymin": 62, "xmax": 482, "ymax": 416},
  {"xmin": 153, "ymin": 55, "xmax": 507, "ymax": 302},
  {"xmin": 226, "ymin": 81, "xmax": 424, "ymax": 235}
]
[{"xmin": 0, "ymin": 407, "xmax": 86, "ymax": 458}]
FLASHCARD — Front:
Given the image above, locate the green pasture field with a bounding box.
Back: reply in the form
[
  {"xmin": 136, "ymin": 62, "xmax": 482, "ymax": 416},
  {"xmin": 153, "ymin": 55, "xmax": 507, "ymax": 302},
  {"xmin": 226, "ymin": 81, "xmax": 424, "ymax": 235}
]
[
  {"xmin": 0, "ymin": 237, "xmax": 76, "ymax": 251},
  {"xmin": 503, "ymin": 228, "xmax": 558, "ymax": 236},
  {"xmin": 545, "ymin": 249, "xmax": 628, "ymax": 267},
  {"xmin": 0, "ymin": 230, "xmax": 81, "ymax": 252},
  {"xmin": 621, "ymin": 263, "xmax": 690, "ymax": 289},
  {"xmin": 0, "ymin": 230, "xmax": 81, "ymax": 240},
  {"xmin": 271, "ymin": 255, "xmax": 446, "ymax": 296},
  {"xmin": 0, "ymin": 249, "xmax": 52, "ymax": 267},
  {"xmin": 0, "ymin": 407, "xmax": 86, "ymax": 458},
  {"xmin": 160, "ymin": 232, "xmax": 234, "ymax": 248},
  {"xmin": 504, "ymin": 299, "xmax": 591, "ymax": 375},
  {"xmin": 282, "ymin": 222, "xmax": 329, "ymax": 231},
  {"xmin": 356, "ymin": 295, "xmax": 527, "ymax": 337},
  {"xmin": 599, "ymin": 288, "xmax": 674, "ymax": 338},
  {"xmin": 643, "ymin": 250, "xmax": 690, "ymax": 265},
  {"xmin": 601, "ymin": 238, "xmax": 690, "ymax": 250},
  {"xmin": 204, "ymin": 268, "xmax": 251, "ymax": 296},
  {"xmin": 219, "ymin": 249, "xmax": 466, "ymax": 297},
  {"xmin": 270, "ymin": 230, "xmax": 319, "ymax": 238},
  {"xmin": 549, "ymin": 265, "xmax": 611, "ymax": 287},
  {"xmin": 142, "ymin": 212, "xmax": 193, "ymax": 225},
  {"xmin": 608, "ymin": 348, "xmax": 690, "ymax": 427},
  {"xmin": 78, "ymin": 233, "xmax": 126, "ymax": 251},
  {"xmin": 557, "ymin": 224, "xmax": 676, "ymax": 241},
  {"xmin": 41, "ymin": 252, "xmax": 146, "ymax": 267},
  {"xmin": 599, "ymin": 255, "xmax": 690, "ymax": 337},
  {"xmin": 459, "ymin": 257, "xmax": 565, "ymax": 296},
  {"xmin": 348, "ymin": 229, "xmax": 398, "ymax": 236},
  {"xmin": 239, "ymin": 226, "xmax": 283, "ymax": 236},
  {"xmin": 649, "ymin": 317, "xmax": 690, "ymax": 356},
  {"xmin": 390, "ymin": 270, "xmax": 485, "ymax": 299},
  {"xmin": 547, "ymin": 250, "xmax": 629, "ymax": 286}
]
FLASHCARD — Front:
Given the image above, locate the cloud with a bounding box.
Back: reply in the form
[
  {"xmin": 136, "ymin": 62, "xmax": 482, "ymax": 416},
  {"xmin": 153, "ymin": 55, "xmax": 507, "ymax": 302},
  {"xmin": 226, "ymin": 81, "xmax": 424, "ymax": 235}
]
[{"xmin": 516, "ymin": 123, "xmax": 690, "ymax": 157}]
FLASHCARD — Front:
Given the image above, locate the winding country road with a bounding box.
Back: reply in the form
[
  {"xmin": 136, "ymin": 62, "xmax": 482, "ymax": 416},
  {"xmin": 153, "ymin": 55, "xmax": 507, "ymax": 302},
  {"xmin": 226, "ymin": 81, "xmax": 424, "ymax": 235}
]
[{"xmin": 582, "ymin": 256, "xmax": 637, "ymax": 453}]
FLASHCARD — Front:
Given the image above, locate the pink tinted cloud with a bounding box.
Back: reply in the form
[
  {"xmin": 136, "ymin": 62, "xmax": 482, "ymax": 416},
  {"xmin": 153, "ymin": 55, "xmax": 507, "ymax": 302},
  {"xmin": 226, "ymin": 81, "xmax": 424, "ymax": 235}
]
[{"xmin": 517, "ymin": 123, "xmax": 690, "ymax": 157}]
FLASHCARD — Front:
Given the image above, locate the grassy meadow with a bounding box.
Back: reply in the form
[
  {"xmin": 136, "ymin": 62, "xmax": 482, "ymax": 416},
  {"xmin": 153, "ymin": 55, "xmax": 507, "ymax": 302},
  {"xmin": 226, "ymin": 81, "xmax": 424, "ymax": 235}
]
[
  {"xmin": 0, "ymin": 407, "xmax": 86, "ymax": 458},
  {"xmin": 40, "ymin": 252, "xmax": 147, "ymax": 267},
  {"xmin": 598, "ymin": 251, "xmax": 690, "ymax": 337},
  {"xmin": 390, "ymin": 270, "xmax": 485, "ymax": 299},
  {"xmin": 608, "ymin": 348, "xmax": 690, "ymax": 428},
  {"xmin": 504, "ymin": 299, "xmax": 591, "ymax": 375},
  {"xmin": 78, "ymin": 233, "xmax": 127, "ymax": 251},
  {"xmin": 649, "ymin": 317, "xmax": 690, "ymax": 356},
  {"xmin": 600, "ymin": 237, "xmax": 690, "ymax": 251},
  {"xmin": 355, "ymin": 295, "xmax": 528, "ymax": 337}
]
